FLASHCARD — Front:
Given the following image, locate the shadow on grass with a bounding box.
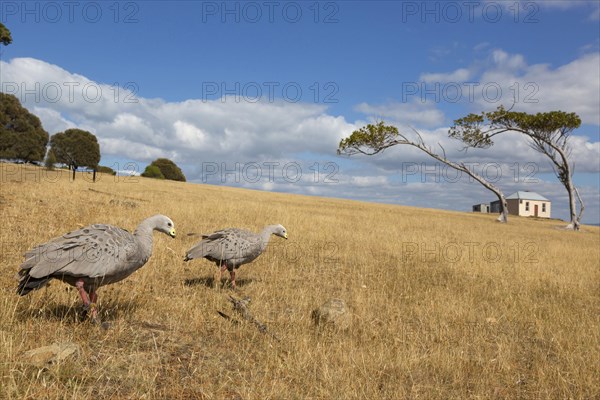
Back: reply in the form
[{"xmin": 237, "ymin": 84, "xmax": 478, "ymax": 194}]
[
  {"xmin": 17, "ymin": 298, "xmax": 141, "ymax": 324},
  {"xmin": 184, "ymin": 276, "xmax": 254, "ymax": 289}
]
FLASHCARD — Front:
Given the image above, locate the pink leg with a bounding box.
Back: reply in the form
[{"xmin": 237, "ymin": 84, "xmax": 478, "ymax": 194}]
[
  {"xmin": 75, "ymin": 280, "xmax": 91, "ymax": 307},
  {"xmin": 75, "ymin": 280, "xmax": 98, "ymax": 322}
]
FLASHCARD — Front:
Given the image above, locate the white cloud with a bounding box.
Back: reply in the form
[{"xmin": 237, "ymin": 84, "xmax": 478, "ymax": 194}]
[
  {"xmin": 0, "ymin": 57, "xmax": 357, "ymax": 165},
  {"xmin": 490, "ymin": 50, "xmax": 526, "ymax": 71},
  {"xmin": 30, "ymin": 106, "xmax": 76, "ymax": 133},
  {"xmin": 350, "ymin": 176, "xmax": 389, "ymax": 187},
  {"xmin": 173, "ymin": 120, "xmax": 207, "ymax": 150},
  {"xmin": 354, "ymin": 101, "xmax": 445, "ymax": 128},
  {"xmin": 478, "ymin": 52, "xmax": 600, "ymax": 125},
  {"xmin": 473, "ymin": 42, "xmax": 490, "ymax": 52},
  {"xmin": 420, "ymin": 68, "xmax": 471, "ymax": 83},
  {"xmin": 397, "ymin": 49, "xmax": 600, "ymax": 127}
]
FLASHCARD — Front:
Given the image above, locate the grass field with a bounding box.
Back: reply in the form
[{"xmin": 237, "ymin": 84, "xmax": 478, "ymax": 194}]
[{"xmin": 0, "ymin": 163, "xmax": 598, "ymax": 399}]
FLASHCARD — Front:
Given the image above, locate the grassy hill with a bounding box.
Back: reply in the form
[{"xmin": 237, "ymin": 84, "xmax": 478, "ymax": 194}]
[{"xmin": 1, "ymin": 163, "xmax": 598, "ymax": 399}]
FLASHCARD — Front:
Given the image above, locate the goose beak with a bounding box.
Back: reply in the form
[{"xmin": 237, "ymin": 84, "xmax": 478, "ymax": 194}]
[
  {"xmin": 169, "ymin": 229, "xmax": 176, "ymax": 238},
  {"xmin": 283, "ymin": 232, "xmax": 288, "ymax": 239}
]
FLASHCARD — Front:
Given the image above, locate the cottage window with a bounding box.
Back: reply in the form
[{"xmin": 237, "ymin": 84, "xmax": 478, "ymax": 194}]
[
  {"xmin": 525, "ymin": 202, "xmax": 529, "ymax": 211},
  {"xmin": 542, "ymin": 203, "xmax": 546, "ymax": 212},
  {"xmin": 520, "ymin": 199, "xmax": 523, "ymax": 204}
]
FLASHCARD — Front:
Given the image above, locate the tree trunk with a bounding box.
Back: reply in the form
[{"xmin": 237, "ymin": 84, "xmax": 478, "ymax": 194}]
[
  {"xmin": 93, "ymin": 169, "xmax": 96, "ymax": 183},
  {"xmin": 494, "ymin": 192, "xmax": 509, "ymax": 223},
  {"xmin": 457, "ymin": 162, "xmax": 508, "ymax": 223},
  {"xmin": 528, "ymin": 136, "xmax": 581, "ymax": 232},
  {"xmin": 564, "ymin": 178, "xmax": 580, "ymax": 230},
  {"xmin": 72, "ymin": 167, "xmax": 76, "ymax": 181},
  {"xmin": 407, "ymin": 141, "xmax": 509, "ymax": 223},
  {"xmin": 575, "ymin": 187, "xmax": 584, "ymax": 228},
  {"xmin": 557, "ymin": 154, "xmax": 580, "ymax": 230}
]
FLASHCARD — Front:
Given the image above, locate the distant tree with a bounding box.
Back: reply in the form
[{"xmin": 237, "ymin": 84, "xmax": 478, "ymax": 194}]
[
  {"xmin": 97, "ymin": 165, "xmax": 117, "ymax": 176},
  {"xmin": 338, "ymin": 121, "xmax": 510, "ymax": 223},
  {"xmin": 147, "ymin": 158, "xmax": 186, "ymax": 182},
  {"xmin": 50, "ymin": 129, "xmax": 101, "ymax": 181},
  {"xmin": 44, "ymin": 149, "xmax": 57, "ymax": 170},
  {"xmin": 0, "ymin": 23, "xmax": 12, "ymax": 46},
  {"xmin": 0, "ymin": 93, "xmax": 49, "ymax": 162},
  {"xmin": 141, "ymin": 165, "xmax": 165, "ymax": 179},
  {"xmin": 451, "ymin": 106, "xmax": 584, "ymax": 230}
]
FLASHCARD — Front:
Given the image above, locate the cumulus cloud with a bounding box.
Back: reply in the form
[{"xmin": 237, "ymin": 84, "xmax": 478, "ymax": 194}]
[
  {"xmin": 363, "ymin": 50, "xmax": 600, "ymax": 129},
  {"xmin": 477, "ymin": 51, "xmax": 600, "ymax": 125},
  {"xmin": 0, "ymin": 58, "xmax": 356, "ymax": 166},
  {"xmin": 350, "ymin": 175, "xmax": 389, "ymax": 187},
  {"xmin": 429, "ymin": 49, "xmax": 600, "ymax": 126},
  {"xmin": 394, "ymin": 49, "xmax": 600, "ymax": 126},
  {"xmin": 354, "ymin": 101, "xmax": 445, "ymax": 128},
  {"xmin": 420, "ymin": 68, "xmax": 471, "ymax": 83}
]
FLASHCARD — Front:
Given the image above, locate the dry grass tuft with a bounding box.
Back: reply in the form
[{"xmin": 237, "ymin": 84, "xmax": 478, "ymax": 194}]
[{"xmin": 1, "ymin": 163, "xmax": 598, "ymax": 399}]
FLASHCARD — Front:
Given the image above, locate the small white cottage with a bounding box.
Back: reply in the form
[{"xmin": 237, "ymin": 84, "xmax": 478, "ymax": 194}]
[
  {"xmin": 505, "ymin": 191, "xmax": 551, "ymax": 218},
  {"xmin": 478, "ymin": 191, "xmax": 552, "ymax": 218}
]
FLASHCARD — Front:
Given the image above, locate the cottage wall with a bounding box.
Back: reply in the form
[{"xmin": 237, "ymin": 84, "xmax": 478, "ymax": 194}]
[{"xmin": 509, "ymin": 199, "xmax": 551, "ymax": 218}]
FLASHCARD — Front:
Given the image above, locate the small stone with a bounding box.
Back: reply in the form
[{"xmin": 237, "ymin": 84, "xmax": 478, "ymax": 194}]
[
  {"xmin": 311, "ymin": 298, "xmax": 351, "ymax": 330},
  {"xmin": 23, "ymin": 342, "xmax": 80, "ymax": 367}
]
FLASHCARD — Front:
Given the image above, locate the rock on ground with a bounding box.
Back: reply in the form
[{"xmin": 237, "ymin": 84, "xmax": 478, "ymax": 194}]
[
  {"xmin": 311, "ymin": 298, "xmax": 351, "ymax": 330},
  {"xmin": 23, "ymin": 342, "xmax": 80, "ymax": 367}
]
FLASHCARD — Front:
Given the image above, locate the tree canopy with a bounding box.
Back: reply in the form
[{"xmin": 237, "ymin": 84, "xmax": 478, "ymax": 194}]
[
  {"xmin": 141, "ymin": 165, "xmax": 165, "ymax": 179},
  {"xmin": 97, "ymin": 165, "xmax": 117, "ymax": 176},
  {"xmin": 338, "ymin": 121, "xmax": 401, "ymax": 156},
  {"xmin": 0, "ymin": 93, "xmax": 49, "ymax": 162},
  {"xmin": 50, "ymin": 129, "xmax": 101, "ymax": 169},
  {"xmin": 0, "ymin": 22, "xmax": 12, "ymax": 46},
  {"xmin": 143, "ymin": 158, "xmax": 186, "ymax": 181},
  {"xmin": 449, "ymin": 106, "xmax": 581, "ymax": 149}
]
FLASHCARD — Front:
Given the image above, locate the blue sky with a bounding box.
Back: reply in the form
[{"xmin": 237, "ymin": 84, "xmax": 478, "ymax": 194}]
[{"xmin": 1, "ymin": 1, "xmax": 599, "ymax": 223}]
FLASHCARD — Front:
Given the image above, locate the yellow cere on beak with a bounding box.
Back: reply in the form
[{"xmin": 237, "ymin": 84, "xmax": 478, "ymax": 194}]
[
  {"xmin": 284, "ymin": 232, "xmax": 288, "ymax": 239},
  {"xmin": 170, "ymin": 229, "xmax": 176, "ymax": 238}
]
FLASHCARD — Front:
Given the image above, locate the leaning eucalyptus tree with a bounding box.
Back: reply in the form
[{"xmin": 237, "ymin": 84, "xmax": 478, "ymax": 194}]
[
  {"xmin": 338, "ymin": 121, "xmax": 510, "ymax": 223},
  {"xmin": 450, "ymin": 106, "xmax": 584, "ymax": 230}
]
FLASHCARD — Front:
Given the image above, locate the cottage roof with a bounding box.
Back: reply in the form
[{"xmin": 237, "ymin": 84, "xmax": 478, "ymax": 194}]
[{"xmin": 506, "ymin": 191, "xmax": 550, "ymax": 201}]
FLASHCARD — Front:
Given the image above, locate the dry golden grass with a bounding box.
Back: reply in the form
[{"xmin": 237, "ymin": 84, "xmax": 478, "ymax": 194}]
[{"xmin": 0, "ymin": 163, "xmax": 598, "ymax": 399}]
